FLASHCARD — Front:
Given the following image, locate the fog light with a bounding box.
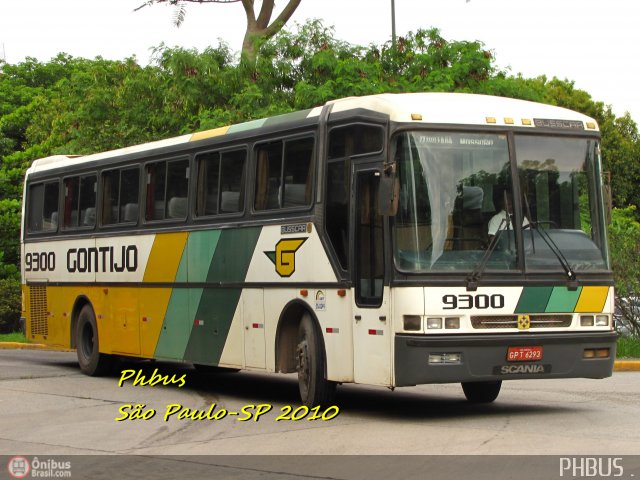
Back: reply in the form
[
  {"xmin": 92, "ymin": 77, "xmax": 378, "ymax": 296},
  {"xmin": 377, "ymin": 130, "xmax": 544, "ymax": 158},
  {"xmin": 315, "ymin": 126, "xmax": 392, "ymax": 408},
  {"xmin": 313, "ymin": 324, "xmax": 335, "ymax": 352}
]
[
  {"xmin": 583, "ymin": 349, "xmax": 595, "ymax": 358},
  {"xmin": 403, "ymin": 315, "xmax": 422, "ymax": 331},
  {"xmin": 595, "ymin": 315, "xmax": 609, "ymax": 327},
  {"xmin": 428, "ymin": 353, "xmax": 461, "ymax": 364},
  {"xmin": 595, "ymin": 348, "xmax": 610, "ymax": 358},
  {"xmin": 445, "ymin": 317, "xmax": 460, "ymax": 329},
  {"xmin": 427, "ymin": 317, "xmax": 443, "ymax": 329},
  {"xmin": 580, "ymin": 315, "xmax": 594, "ymax": 327}
]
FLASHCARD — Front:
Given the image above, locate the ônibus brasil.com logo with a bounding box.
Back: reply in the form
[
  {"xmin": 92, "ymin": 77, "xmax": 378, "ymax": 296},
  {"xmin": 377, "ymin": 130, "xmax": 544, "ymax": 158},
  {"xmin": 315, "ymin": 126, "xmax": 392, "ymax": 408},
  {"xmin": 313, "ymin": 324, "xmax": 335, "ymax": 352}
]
[
  {"xmin": 7, "ymin": 456, "xmax": 72, "ymax": 478},
  {"xmin": 7, "ymin": 457, "xmax": 30, "ymax": 479}
]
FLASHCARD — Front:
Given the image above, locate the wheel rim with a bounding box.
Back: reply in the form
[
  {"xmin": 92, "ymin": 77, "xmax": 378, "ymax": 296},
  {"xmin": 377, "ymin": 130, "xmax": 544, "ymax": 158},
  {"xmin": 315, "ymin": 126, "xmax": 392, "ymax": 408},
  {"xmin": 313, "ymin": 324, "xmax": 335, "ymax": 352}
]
[{"xmin": 297, "ymin": 338, "xmax": 310, "ymax": 399}]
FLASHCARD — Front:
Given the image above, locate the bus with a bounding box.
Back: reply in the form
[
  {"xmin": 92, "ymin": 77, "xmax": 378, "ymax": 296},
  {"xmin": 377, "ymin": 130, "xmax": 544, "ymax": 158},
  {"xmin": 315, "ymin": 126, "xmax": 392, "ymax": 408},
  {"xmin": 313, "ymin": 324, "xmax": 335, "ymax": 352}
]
[{"xmin": 21, "ymin": 93, "xmax": 616, "ymax": 406}]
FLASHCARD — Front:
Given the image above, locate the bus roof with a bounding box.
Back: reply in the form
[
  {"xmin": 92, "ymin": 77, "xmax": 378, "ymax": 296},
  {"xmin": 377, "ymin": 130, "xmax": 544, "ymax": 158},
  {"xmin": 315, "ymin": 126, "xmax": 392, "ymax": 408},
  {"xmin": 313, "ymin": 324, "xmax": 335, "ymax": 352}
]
[{"xmin": 26, "ymin": 93, "xmax": 598, "ymax": 175}]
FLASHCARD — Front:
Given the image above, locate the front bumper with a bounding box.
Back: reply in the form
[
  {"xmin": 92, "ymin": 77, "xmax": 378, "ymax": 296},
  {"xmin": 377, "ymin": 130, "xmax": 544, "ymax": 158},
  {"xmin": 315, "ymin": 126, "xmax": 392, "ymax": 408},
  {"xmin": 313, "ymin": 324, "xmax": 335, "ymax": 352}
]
[{"xmin": 394, "ymin": 332, "xmax": 617, "ymax": 386}]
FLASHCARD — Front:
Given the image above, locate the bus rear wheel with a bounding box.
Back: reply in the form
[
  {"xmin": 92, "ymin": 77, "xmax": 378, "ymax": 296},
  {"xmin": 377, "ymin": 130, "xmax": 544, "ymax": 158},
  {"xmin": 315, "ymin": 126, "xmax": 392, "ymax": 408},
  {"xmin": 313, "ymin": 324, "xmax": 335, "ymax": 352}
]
[
  {"xmin": 296, "ymin": 314, "xmax": 336, "ymax": 407},
  {"xmin": 76, "ymin": 304, "xmax": 112, "ymax": 376},
  {"xmin": 461, "ymin": 380, "xmax": 502, "ymax": 403}
]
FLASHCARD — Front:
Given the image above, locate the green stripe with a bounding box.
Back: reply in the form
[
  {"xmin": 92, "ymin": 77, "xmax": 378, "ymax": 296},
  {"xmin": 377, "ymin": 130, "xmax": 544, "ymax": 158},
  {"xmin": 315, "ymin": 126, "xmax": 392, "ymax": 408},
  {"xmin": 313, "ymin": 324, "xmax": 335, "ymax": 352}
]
[
  {"xmin": 153, "ymin": 230, "xmax": 226, "ymax": 360},
  {"xmin": 227, "ymin": 118, "xmax": 267, "ymax": 134},
  {"xmin": 545, "ymin": 286, "xmax": 582, "ymax": 313},
  {"xmin": 188, "ymin": 230, "xmax": 221, "ymax": 282},
  {"xmin": 183, "ymin": 227, "xmax": 262, "ymax": 365},
  {"xmin": 515, "ymin": 286, "xmax": 554, "ymax": 313}
]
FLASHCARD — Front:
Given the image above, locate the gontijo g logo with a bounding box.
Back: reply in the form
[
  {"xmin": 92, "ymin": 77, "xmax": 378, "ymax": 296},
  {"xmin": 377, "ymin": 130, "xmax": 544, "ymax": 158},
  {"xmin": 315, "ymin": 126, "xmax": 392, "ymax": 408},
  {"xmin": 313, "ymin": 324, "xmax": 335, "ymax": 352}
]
[{"xmin": 264, "ymin": 238, "xmax": 307, "ymax": 277}]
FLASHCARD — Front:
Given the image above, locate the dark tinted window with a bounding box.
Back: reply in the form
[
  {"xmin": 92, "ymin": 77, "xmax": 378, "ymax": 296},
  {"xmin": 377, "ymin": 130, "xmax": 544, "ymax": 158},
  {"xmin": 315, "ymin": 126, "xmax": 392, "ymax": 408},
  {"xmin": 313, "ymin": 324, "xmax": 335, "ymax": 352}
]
[
  {"xmin": 196, "ymin": 149, "xmax": 246, "ymax": 216},
  {"xmin": 27, "ymin": 181, "xmax": 59, "ymax": 233},
  {"xmin": 329, "ymin": 124, "xmax": 383, "ymax": 159},
  {"xmin": 102, "ymin": 167, "xmax": 140, "ymax": 225},
  {"xmin": 63, "ymin": 174, "xmax": 96, "ymax": 228},
  {"xmin": 255, "ymin": 137, "xmax": 314, "ymax": 211},
  {"xmin": 145, "ymin": 159, "xmax": 189, "ymax": 221}
]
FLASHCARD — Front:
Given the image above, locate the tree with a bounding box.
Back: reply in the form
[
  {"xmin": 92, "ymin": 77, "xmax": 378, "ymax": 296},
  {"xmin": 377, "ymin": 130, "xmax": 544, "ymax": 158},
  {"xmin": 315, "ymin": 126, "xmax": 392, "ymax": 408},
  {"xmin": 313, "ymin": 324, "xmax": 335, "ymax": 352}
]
[
  {"xmin": 135, "ymin": 0, "xmax": 302, "ymax": 63},
  {"xmin": 608, "ymin": 206, "xmax": 640, "ymax": 337}
]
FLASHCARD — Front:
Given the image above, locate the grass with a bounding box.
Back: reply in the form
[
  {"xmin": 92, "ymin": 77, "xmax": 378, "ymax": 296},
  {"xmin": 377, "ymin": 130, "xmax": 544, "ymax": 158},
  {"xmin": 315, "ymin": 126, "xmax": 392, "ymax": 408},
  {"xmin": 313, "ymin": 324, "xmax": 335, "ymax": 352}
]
[
  {"xmin": 0, "ymin": 332, "xmax": 28, "ymax": 343},
  {"xmin": 616, "ymin": 335, "xmax": 640, "ymax": 359}
]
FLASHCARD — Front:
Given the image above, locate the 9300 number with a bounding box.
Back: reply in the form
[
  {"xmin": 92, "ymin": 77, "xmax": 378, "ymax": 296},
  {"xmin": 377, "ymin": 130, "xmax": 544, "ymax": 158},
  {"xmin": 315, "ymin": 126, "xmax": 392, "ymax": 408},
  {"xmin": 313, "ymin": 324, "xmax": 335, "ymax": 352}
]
[
  {"xmin": 25, "ymin": 251, "xmax": 56, "ymax": 272},
  {"xmin": 443, "ymin": 293, "xmax": 504, "ymax": 310}
]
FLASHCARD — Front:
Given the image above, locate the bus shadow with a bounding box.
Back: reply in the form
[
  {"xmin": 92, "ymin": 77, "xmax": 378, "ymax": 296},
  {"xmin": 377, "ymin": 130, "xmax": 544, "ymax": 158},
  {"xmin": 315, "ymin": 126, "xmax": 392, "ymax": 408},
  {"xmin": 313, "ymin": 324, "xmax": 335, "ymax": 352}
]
[{"xmin": 108, "ymin": 359, "xmax": 575, "ymax": 422}]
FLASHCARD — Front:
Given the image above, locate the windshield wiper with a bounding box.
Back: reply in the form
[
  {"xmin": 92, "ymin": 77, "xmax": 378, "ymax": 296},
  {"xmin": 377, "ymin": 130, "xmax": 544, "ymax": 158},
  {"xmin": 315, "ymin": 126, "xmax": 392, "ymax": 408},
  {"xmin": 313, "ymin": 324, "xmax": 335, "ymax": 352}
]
[
  {"xmin": 528, "ymin": 222, "xmax": 578, "ymax": 288},
  {"xmin": 466, "ymin": 218, "xmax": 506, "ymax": 291},
  {"xmin": 522, "ymin": 195, "xmax": 577, "ymax": 288}
]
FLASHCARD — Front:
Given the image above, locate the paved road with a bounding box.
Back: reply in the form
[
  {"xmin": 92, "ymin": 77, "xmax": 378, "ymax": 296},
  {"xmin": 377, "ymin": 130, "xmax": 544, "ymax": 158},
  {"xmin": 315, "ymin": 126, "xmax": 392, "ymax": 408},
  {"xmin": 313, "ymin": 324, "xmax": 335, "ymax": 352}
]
[{"xmin": 1, "ymin": 349, "xmax": 639, "ymax": 459}]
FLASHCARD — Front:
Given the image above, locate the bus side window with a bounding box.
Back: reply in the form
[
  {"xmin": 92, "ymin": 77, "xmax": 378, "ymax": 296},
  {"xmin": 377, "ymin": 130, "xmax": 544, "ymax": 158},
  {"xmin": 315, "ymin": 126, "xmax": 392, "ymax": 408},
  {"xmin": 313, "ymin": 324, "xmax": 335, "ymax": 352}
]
[
  {"xmin": 255, "ymin": 141, "xmax": 283, "ymax": 211},
  {"xmin": 102, "ymin": 167, "xmax": 139, "ymax": 225},
  {"xmin": 196, "ymin": 149, "xmax": 246, "ymax": 216},
  {"xmin": 146, "ymin": 159, "xmax": 188, "ymax": 221},
  {"xmin": 196, "ymin": 152, "xmax": 221, "ymax": 216},
  {"xmin": 328, "ymin": 124, "xmax": 383, "ymax": 159},
  {"xmin": 324, "ymin": 124, "xmax": 383, "ymax": 271},
  {"xmin": 27, "ymin": 181, "xmax": 59, "ymax": 233},
  {"xmin": 220, "ymin": 150, "xmax": 246, "ymax": 213},
  {"xmin": 283, "ymin": 137, "xmax": 314, "ymax": 208},
  {"xmin": 255, "ymin": 137, "xmax": 314, "ymax": 211},
  {"xmin": 59, "ymin": 175, "xmax": 96, "ymax": 230}
]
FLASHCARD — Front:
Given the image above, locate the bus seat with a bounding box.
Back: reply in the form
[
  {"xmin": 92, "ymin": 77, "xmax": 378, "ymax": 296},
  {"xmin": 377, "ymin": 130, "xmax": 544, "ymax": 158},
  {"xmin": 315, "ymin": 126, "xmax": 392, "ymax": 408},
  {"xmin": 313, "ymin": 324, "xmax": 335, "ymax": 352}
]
[
  {"xmin": 220, "ymin": 191, "xmax": 240, "ymax": 212},
  {"xmin": 123, "ymin": 203, "xmax": 138, "ymax": 222},
  {"xmin": 154, "ymin": 201, "xmax": 164, "ymax": 220},
  {"xmin": 205, "ymin": 194, "xmax": 217, "ymax": 214},
  {"xmin": 49, "ymin": 212, "xmax": 58, "ymax": 230},
  {"xmin": 167, "ymin": 197, "xmax": 187, "ymax": 219},
  {"xmin": 82, "ymin": 207, "xmax": 96, "ymax": 226},
  {"xmin": 283, "ymin": 184, "xmax": 307, "ymax": 207}
]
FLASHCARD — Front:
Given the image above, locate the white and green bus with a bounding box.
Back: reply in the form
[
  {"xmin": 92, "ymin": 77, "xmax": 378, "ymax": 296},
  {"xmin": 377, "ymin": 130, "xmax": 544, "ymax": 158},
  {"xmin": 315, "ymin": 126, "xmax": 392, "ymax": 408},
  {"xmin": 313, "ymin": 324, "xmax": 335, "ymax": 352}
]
[{"xmin": 21, "ymin": 93, "xmax": 616, "ymax": 405}]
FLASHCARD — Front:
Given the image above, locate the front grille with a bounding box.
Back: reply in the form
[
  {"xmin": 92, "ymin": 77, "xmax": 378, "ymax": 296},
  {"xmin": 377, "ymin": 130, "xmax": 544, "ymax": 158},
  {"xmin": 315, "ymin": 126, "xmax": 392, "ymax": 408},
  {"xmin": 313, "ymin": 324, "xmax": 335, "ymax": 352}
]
[
  {"xmin": 471, "ymin": 314, "xmax": 572, "ymax": 329},
  {"xmin": 29, "ymin": 286, "xmax": 48, "ymax": 336}
]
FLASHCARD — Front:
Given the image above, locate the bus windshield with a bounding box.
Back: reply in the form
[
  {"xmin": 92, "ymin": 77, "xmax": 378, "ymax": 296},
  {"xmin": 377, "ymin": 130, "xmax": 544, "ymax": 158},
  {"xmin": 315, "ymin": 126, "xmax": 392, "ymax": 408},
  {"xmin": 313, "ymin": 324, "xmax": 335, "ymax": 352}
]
[{"xmin": 392, "ymin": 131, "xmax": 608, "ymax": 274}]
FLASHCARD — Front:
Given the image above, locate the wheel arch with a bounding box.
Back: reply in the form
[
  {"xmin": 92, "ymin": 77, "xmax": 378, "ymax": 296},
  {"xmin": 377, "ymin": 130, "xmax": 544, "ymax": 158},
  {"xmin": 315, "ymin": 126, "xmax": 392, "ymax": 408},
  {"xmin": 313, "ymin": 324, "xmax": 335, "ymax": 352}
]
[
  {"xmin": 275, "ymin": 299, "xmax": 326, "ymax": 375},
  {"xmin": 70, "ymin": 295, "xmax": 93, "ymax": 349}
]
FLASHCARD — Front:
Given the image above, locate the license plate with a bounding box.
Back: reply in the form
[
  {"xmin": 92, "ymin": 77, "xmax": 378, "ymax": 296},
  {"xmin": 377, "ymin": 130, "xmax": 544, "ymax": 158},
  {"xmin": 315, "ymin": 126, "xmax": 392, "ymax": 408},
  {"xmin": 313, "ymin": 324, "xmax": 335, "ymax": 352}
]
[{"xmin": 507, "ymin": 346, "xmax": 543, "ymax": 362}]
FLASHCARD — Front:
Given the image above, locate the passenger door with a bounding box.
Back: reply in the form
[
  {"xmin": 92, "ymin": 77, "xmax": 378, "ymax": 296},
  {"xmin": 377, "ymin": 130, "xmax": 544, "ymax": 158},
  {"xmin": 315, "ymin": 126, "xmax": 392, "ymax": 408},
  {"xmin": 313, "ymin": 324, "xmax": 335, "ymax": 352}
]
[{"xmin": 351, "ymin": 166, "xmax": 392, "ymax": 386}]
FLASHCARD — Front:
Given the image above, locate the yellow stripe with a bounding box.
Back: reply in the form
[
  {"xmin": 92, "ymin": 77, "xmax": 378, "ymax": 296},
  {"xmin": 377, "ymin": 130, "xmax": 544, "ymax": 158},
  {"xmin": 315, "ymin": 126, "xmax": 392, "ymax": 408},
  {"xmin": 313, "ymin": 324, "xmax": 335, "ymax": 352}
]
[
  {"xmin": 574, "ymin": 286, "xmax": 609, "ymax": 313},
  {"xmin": 190, "ymin": 126, "xmax": 230, "ymax": 142},
  {"xmin": 143, "ymin": 232, "xmax": 188, "ymax": 282}
]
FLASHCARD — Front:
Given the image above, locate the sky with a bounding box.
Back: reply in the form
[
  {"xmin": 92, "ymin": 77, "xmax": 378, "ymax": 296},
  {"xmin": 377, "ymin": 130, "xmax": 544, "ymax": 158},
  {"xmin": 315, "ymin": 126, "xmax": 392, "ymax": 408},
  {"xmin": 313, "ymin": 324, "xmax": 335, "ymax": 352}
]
[{"xmin": 1, "ymin": 0, "xmax": 639, "ymax": 122}]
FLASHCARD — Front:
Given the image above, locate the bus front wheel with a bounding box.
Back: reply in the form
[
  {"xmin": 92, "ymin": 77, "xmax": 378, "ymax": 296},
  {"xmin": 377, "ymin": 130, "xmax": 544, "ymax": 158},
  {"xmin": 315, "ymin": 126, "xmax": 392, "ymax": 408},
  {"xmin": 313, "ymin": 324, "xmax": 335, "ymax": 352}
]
[
  {"xmin": 296, "ymin": 314, "xmax": 336, "ymax": 407},
  {"xmin": 461, "ymin": 380, "xmax": 502, "ymax": 403},
  {"xmin": 76, "ymin": 304, "xmax": 112, "ymax": 376}
]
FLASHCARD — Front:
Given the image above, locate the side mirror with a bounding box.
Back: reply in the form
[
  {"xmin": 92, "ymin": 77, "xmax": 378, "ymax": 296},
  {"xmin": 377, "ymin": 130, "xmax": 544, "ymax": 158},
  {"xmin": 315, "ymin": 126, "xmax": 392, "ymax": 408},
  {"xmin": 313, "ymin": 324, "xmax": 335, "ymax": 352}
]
[{"xmin": 378, "ymin": 161, "xmax": 399, "ymax": 216}]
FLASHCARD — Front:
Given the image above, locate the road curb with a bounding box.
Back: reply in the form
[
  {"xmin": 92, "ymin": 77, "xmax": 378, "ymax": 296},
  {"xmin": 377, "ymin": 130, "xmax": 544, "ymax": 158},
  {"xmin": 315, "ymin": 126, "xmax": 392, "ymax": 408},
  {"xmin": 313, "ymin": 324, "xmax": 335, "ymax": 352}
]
[
  {"xmin": 1, "ymin": 342, "xmax": 640, "ymax": 370},
  {"xmin": 0, "ymin": 342, "xmax": 73, "ymax": 352},
  {"xmin": 613, "ymin": 360, "xmax": 640, "ymax": 372}
]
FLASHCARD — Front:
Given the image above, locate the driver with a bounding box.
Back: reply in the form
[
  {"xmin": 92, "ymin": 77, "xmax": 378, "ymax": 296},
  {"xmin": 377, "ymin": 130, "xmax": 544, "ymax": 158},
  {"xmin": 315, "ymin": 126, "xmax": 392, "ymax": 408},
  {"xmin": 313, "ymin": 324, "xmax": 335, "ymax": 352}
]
[{"xmin": 488, "ymin": 194, "xmax": 529, "ymax": 241}]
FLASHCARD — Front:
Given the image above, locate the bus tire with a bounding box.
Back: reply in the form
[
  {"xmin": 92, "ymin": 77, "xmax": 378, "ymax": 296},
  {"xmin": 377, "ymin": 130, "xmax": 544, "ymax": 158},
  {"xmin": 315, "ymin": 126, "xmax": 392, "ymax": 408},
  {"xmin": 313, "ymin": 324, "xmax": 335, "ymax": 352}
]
[
  {"xmin": 76, "ymin": 304, "xmax": 112, "ymax": 376},
  {"xmin": 461, "ymin": 380, "xmax": 502, "ymax": 403},
  {"xmin": 296, "ymin": 313, "xmax": 336, "ymax": 407}
]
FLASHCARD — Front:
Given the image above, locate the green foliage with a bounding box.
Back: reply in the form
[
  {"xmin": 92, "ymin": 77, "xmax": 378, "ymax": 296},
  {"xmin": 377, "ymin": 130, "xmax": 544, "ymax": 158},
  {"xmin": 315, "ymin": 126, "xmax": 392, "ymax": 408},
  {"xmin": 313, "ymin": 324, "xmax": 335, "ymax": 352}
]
[
  {"xmin": 617, "ymin": 336, "xmax": 640, "ymax": 358},
  {"xmin": 608, "ymin": 206, "xmax": 640, "ymax": 336},
  {"xmin": 0, "ymin": 332, "xmax": 27, "ymax": 343},
  {"xmin": 0, "ymin": 278, "xmax": 21, "ymax": 333}
]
